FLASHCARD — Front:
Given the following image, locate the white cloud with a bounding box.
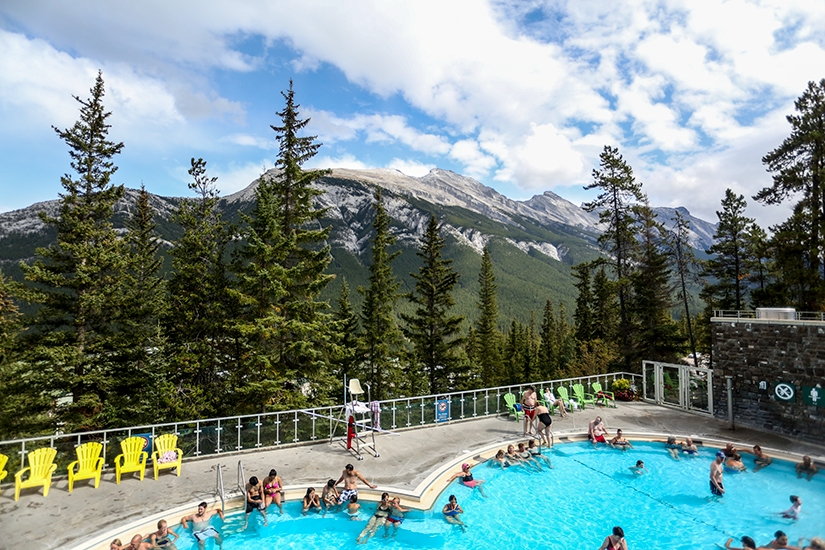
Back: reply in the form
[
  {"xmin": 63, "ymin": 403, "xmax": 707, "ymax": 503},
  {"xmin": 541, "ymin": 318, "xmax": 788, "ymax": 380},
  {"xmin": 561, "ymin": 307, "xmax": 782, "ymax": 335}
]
[
  {"xmin": 211, "ymin": 160, "xmax": 272, "ymax": 195},
  {"xmin": 307, "ymin": 154, "xmax": 371, "ymax": 171},
  {"xmin": 449, "ymin": 139, "xmax": 497, "ymax": 178}
]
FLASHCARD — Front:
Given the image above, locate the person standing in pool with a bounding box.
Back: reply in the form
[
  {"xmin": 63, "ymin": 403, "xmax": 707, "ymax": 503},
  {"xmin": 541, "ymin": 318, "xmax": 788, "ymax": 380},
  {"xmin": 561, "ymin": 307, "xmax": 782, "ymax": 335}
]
[
  {"xmin": 447, "ymin": 463, "xmax": 487, "ymax": 497},
  {"xmin": 150, "ymin": 519, "xmax": 179, "ymax": 550},
  {"xmin": 383, "ymin": 496, "xmax": 409, "ymax": 539},
  {"xmin": 181, "ymin": 502, "xmax": 224, "ymax": 550},
  {"xmin": 521, "ymin": 386, "xmax": 538, "ymax": 435},
  {"xmin": 356, "ymin": 493, "xmax": 391, "ymax": 544},
  {"xmin": 752, "ymin": 445, "xmax": 772, "ymax": 471},
  {"xmin": 442, "ymin": 495, "xmax": 466, "ymax": 531},
  {"xmin": 795, "ymin": 455, "xmax": 819, "ymax": 481},
  {"xmin": 598, "ymin": 526, "xmax": 628, "ymax": 550},
  {"xmin": 710, "ymin": 451, "xmax": 725, "ymax": 497},
  {"xmin": 336, "ymin": 463, "xmax": 378, "ymax": 504}
]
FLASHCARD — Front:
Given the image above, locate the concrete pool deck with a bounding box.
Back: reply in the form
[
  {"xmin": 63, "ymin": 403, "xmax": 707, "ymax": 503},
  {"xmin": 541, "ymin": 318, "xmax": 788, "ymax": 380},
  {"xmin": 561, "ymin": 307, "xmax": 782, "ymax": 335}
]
[{"xmin": 1, "ymin": 401, "xmax": 823, "ymax": 550}]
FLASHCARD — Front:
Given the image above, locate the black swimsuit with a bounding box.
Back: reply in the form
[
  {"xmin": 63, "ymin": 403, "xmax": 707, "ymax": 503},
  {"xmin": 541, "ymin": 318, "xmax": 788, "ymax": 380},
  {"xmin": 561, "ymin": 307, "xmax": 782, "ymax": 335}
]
[{"xmin": 538, "ymin": 412, "xmax": 553, "ymax": 426}]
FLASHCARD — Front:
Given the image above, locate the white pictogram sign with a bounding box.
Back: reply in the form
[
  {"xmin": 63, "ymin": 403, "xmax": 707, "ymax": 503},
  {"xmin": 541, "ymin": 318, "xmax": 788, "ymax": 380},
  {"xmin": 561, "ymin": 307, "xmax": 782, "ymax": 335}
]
[{"xmin": 774, "ymin": 383, "xmax": 795, "ymax": 401}]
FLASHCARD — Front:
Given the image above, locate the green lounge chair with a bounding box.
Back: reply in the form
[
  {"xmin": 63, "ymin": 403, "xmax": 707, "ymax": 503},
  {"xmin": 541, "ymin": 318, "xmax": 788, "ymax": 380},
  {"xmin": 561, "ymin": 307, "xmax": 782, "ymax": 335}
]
[
  {"xmin": 571, "ymin": 383, "xmax": 596, "ymax": 410},
  {"xmin": 556, "ymin": 386, "xmax": 575, "ymax": 412},
  {"xmin": 591, "ymin": 382, "xmax": 616, "ymax": 408},
  {"xmin": 503, "ymin": 392, "xmax": 523, "ymax": 421}
]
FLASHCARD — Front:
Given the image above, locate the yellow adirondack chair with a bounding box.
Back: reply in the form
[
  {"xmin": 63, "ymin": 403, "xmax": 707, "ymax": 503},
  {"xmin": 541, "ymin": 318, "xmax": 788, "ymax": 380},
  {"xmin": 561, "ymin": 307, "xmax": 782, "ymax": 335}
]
[
  {"xmin": 152, "ymin": 433, "xmax": 183, "ymax": 480},
  {"xmin": 14, "ymin": 447, "xmax": 57, "ymax": 501},
  {"xmin": 67, "ymin": 441, "xmax": 104, "ymax": 492},
  {"xmin": 114, "ymin": 436, "xmax": 148, "ymax": 484},
  {"xmin": 0, "ymin": 453, "xmax": 8, "ymax": 493}
]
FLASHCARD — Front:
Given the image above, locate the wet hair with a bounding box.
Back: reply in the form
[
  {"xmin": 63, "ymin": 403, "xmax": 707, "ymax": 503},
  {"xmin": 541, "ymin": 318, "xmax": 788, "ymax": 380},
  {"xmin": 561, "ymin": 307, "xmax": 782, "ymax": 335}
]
[
  {"xmin": 741, "ymin": 536, "xmax": 756, "ymax": 549},
  {"xmin": 636, "ymin": 460, "xmax": 644, "ymax": 467},
  {"xmin": 528, "ymin": 439, "xmax": 536, "ymax": 447},
  {"xmin": 612, "ymin": 526, "xmax": 625, "ymax": 538},
  {"xmin": 269, "ymin": 469, "xmax": 277, "ymax": 477},
  {"xmin": 327, "ymin": 478, "xmax": 336, "ymax": 487},
  {"xmin": 790, "ymin": 495, "xmax": 800, "ymax": 503},
  {"xmin": 617, "ymin": 429, "xmax": 623, "ymax": 434},
  {"xmin": 774, "ymin": 530, "xmax": 786, "ymax": 538},
  {"xmin": 305, "ymin": 487, "xmax": 315, "ymax": 497},
  {"xmin": 496, "ymin": 449, "xmax": 505, "ymax": 457},
  {"xmin": 350, "ymin": 495, "xmax": 358, "ymax": 503},
  {"xmin": 448, "ymin": 494, "xmax": 456, "ymax": 502},
  {"xmin": 517, "ymin": 442, "xmax": 525, "ymax": 450},
  {"xmin": 157, "ymin": 519, "xmax": 167, "ymax": 529},
  {"xmin": 667, "ymin": 436, "xmax": 676, "ymax": 444},
  {"xmin": 111, "ymin": 540, "xmax": 122, "ymax": 547},
  {"xmin": 198, "ymin": 501, "xmax": 208, "ymax": 508},
  {"xmin": 346, "ymin": 463, "xmax": 354, "ymax": 471},
  {"xmin": 249, "ymin": 476, "xmax": 259, "ymax": 485},
  {"xmin": 752, "ymin": 445, "xmax": 761, "ymax": 452}
]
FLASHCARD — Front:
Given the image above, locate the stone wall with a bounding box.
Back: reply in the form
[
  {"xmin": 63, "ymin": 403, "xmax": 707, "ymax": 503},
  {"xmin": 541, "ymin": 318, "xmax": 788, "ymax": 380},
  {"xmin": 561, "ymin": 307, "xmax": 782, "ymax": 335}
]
[{"xmin": 711, "ymin": 318, "xmax": 825, "ymax": 443}]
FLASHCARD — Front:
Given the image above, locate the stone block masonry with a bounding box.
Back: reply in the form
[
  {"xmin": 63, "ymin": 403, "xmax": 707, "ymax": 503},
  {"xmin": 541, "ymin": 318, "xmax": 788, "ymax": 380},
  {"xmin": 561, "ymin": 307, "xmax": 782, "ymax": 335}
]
[{"xmin": 711, "ymin": 318, "xmax": 825, "ymax": 443}]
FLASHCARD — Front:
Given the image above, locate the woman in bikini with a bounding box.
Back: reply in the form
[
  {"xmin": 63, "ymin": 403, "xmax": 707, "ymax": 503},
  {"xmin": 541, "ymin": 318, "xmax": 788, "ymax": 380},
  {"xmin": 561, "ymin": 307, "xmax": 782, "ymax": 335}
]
[
  {"xmin": 302, "ymin": 487, "xmax": 321, "ymax": 515},
  {"xmin": 383, "ymin": 497, "xmax": 409, "ymax": 539},
  {"xmin": 150, "ymin": 519, "xmax": 179, "ymax": 550},
  {"xmin": 321, "ymin": 478, "xmax": 340, "ymax": 513},
  {"xmin": 598, "ymin": 526, "xmax": 628, "ymax": 550},
  {"xmin": 610, "ymin": 429, "xmax": 633, "ymax": 451},
  {"xmin": 447, "ymin": 462, "xmax": 487, "ymax": 497},
  {"xmin": 357, "ymin": 493, "xmax": 391, "ymax": 544},
  {"xmin": 244, "ymin": 476, "xmax": 267, "ymax": 527},
  {"xmin": 442, "ymin": 494, "xmax": 466, "ymax": 531},
  {"xmin": 262, "ymin": 469, "xmax": 284, "ymax": 514}
]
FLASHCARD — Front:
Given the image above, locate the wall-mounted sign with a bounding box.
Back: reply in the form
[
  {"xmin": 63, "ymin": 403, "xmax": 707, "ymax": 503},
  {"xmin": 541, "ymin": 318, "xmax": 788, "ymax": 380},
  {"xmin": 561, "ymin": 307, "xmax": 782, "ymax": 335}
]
[
  {"xmin": 802, "ymin": 386, "xmax": 824, "ymax": 408},
  {"xmin": 436, "ymin": 399, "xmax": 450, "ymax": 423},
  {"xmin": 758, "ymin": 381, "xmax": 768, "ymax": 393},
  {"xmin": 773, "ymin": 382, "xmax": 795, "ymax": 402}
]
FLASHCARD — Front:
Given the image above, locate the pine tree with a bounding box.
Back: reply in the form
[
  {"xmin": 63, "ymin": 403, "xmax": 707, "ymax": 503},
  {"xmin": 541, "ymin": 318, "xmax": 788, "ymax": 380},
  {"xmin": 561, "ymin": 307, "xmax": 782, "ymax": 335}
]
[
  {"xmin": 331, "ymin": 278, "xmax": 361, "ymax": 392},
  {"xmin": 591, "ymin": 263, "xmax": 618, "ymax": 343},
  {"xmin": 572, "ymin": 262, "xmax": 595, "ymax": 342},
  {"xmin": 701, "ymin": 189, "xmax": 754, "ymax": 311},
  {"xmin": 475, "ymin": 246, "xmax": 502, "ymax": 386},
  {"xmin": 756, "ymin": 79, "xmax": 825, "ymax": 309},
  {"xmin": 539, "ymin": 300, "xmax": 558, "ymax": 379},
  {"xmin": 231, "ymin": 81, "xmax": 336, "ymax": 410},
  {"xmin": 20, "ymin": 71, "xmax": 127, "ymax": 431},
  {"xmin": 668, "ymin": 210, "xmax": 700, "ymax": 365},
  {"xmin": 401, "ymin": 215, "xmax": 464, "ymax": 394},
  {"xmin": 166, "ymin": 158, "xmax": 235, "ymax": 418},
  {"xmin": 744, "ymin": 224, "xmax": 772, "ymax": 307},
  {"xmin": 359, "ymin": 187, "xmax": 404, "ymax": 401},
  {"xmin": 108, "ymin": 185, "xmax": 169, "ymax": 425},
  {"xmin": 582, "ymin": 145, "xmax": 645, "ymax": 368},
  {"xmin": 630, "ymin": 204, "xmax": 685, "ymax": 363}
]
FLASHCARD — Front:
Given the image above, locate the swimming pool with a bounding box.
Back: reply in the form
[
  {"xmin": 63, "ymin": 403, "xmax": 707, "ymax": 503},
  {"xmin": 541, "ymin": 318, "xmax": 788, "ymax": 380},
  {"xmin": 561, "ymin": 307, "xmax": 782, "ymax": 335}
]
[{"xmin": 163, "ymin": 441, "xmax": 824, "ymax": 549}]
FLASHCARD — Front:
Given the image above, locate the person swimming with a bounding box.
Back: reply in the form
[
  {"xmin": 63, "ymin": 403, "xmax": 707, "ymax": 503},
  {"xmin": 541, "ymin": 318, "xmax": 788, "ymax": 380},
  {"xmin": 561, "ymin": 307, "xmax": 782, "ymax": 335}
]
[
  {"xmin": 629, "ymin": 460, "xmax": 647, "ymax": 475},
  {"xmin": 780, "ymin": 495, "xmax": 802, "ymax": 520}
]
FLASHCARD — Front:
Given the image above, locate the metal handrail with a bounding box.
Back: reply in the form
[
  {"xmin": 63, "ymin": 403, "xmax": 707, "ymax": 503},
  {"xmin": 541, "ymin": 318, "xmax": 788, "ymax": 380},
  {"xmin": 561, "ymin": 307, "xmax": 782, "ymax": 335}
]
[
  {"xmin": 237, "ymin": 460, "xmax": 245, "ymax": 497},
  {"xmin": 216, "ymin": 463, "xmax": 225, "ymax": 513},
  {"xmin": 714, "ymin": 309, "xmax": 825, "ymax": 321},
  {"xmin": 0, "ymin": 372, "xmax": 641, "ymax": 472}
]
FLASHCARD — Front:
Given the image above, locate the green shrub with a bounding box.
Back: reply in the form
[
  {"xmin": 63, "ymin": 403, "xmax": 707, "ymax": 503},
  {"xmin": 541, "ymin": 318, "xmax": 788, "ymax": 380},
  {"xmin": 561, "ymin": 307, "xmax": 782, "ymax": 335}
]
[{"xmin": 611, "ymin": 378, "xmax": 630, "ymax": 391}]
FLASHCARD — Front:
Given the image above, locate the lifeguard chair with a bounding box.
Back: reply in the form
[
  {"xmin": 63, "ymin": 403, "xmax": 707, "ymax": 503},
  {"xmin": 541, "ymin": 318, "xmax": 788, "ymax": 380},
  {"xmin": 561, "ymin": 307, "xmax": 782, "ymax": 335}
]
[{"xmin": 331, "ymin": 376, "xmax": 380, "ymax": 460}]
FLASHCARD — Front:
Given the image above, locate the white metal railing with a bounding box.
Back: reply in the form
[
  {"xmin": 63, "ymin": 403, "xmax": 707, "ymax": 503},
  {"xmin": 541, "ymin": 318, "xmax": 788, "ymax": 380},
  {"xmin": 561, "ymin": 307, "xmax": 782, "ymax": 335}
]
[
  {"xmin": 216, "ymin": 463, "xmax": 225, "ymax": 513},
  {"xmin": 714, "ymin": 309, "xmax": 825, "ymax": 321},
  {"xmin": 0, "ymin": 372, "xmax": 640, "ymax": 475}
]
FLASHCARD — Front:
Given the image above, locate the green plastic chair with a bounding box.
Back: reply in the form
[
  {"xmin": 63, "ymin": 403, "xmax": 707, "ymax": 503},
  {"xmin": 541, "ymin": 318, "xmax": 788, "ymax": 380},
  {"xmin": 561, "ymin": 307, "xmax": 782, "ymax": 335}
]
[
  {"xmin": 591, "ymin": 382, "xmax": 616, "ymax": 408},
  {"xmin": 503, "ymin": 393, "xmax": 523, "ymax": 421},
  {"xmin": 572, "ymin": 384, "xmax": 596, "ymax": 410},
  {"xmin": 556, "ymin": 386, "xmax": 575, "ymax": 412}
]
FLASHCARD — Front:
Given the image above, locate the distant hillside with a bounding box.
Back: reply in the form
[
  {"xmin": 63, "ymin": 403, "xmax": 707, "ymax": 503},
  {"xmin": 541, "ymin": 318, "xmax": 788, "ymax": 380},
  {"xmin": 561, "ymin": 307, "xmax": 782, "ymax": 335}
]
[{"xmin": 0, "ymin": 167, "xmax": 715, "ymax": 325}]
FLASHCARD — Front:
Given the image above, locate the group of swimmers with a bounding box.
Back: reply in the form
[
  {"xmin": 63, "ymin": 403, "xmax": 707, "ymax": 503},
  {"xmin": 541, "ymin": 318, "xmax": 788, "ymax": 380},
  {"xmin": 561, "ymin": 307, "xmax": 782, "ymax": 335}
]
[
  {"xmin": 110, "ymin": 502, "xmax": 225, "ymax": 550},
  {"xmin": 490, "ymin": 440, "xmax": 554, "ymax": 471},
  {"xmin": 725, "ymin": 530, "xmax": 825, "ymax": 550}
]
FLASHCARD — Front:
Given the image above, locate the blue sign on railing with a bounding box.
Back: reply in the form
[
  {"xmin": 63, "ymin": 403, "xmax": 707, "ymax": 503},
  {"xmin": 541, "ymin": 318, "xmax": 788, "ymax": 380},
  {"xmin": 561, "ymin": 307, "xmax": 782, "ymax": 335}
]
[{"xmin": 436, "ymin": 399, "xmax": 450, "ymax": 423}]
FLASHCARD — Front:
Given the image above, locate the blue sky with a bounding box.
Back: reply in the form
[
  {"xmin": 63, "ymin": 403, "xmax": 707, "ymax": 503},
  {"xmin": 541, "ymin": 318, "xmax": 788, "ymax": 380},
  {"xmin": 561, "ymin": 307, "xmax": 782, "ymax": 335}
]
[{"xmin": 1, "ymin": 1, "xmax": 824, "ymax": 227}]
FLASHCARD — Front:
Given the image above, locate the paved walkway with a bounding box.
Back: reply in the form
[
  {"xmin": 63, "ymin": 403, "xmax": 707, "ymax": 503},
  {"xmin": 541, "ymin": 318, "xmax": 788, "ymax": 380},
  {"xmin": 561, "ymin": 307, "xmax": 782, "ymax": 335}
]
[{"xmin": 1, "ymin": 401, "xmax": 823, "ymax": 550}]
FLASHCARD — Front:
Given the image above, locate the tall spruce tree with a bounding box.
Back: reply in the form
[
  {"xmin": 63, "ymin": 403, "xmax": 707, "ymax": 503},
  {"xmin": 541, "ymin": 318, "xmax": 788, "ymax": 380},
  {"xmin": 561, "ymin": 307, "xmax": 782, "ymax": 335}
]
[
  {"xmin": 668, "ymin": 210, "xmax": 700, "ymax": 366},
  {"xmin": 582, "ymin": 145, "xmax": 645, "ymax": 369},
  {"xmin": 166, "ymin": 158, "xmax": 235, "ymax": 418},
  {"xmin": 401, "ymin": 215, "xmax": 464, "ymax": 394},
  {"xmin": 701, "ymin": 189, "xmax": 754, "ymax": 311},
  {"xmin": 109, "ymin": 185, "xmax": 169, "ymax": 425},
  {"xmin": 359, "ymin": 187, "xmax": 404, "ymax": 401},
  {"xmin": 475, "ymin": 246, "xmax": 502, "ymax": 386},
  {"xmin": 231, "ymin": 81, "xmax": 336, "ymax": 411},
  {"xmin": 756, "ymin": 79, "xmax": 825, "ymax": 309},
  {"xmin": 332, "ymin": 278, "xmax": 360, "ymax": 393},
  {"xmin": 572, "ymin": 262, "xmax": 595, "ymax": 342},
  {"xmin": 630, "ymin": 204, "xmax": 684, "ymax": 363},
  {"xmin": 20, "ymin": 71, "xmax": 127, "ymax": 431}
]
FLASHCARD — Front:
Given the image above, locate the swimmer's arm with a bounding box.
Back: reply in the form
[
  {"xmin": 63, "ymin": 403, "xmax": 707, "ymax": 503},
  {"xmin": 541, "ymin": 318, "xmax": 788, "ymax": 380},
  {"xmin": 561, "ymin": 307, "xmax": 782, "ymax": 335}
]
[
  {"xmin": 168, "ymin": 529, "xmax": 179, "ymax": 541},
  {"xmin": 180, "ymin": 515, "xmax": 191, "ymax": 529},
  {"xmin": 215, "ymin": 508, "xmax": 225, "ymax": 521}
]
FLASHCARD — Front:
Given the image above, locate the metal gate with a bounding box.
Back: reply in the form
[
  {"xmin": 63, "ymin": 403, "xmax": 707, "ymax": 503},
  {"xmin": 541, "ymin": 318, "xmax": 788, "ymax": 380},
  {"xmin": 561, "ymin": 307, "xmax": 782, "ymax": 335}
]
[{"xmin": 642, "ymin": 360, "xmax": 713, "ymax": 415}]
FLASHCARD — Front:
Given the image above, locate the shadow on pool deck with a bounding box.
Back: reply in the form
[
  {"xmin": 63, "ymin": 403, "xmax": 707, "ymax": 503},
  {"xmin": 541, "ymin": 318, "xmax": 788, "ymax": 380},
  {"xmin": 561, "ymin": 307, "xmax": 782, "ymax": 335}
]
[{"xmin": 1, "ymin": 401, "xmax": 823, "ymax": 550}]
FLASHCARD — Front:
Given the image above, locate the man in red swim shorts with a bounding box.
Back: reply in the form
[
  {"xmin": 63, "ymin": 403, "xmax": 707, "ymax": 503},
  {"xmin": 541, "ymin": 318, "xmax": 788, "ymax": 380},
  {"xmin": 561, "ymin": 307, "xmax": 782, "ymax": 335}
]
[
  {"xmin": 521, "ymin": 386, "xmax": 538, "ymax": 435},
  {"xmin": 589, "ymin": 416, "xmax": 608, "ymax": 443}
]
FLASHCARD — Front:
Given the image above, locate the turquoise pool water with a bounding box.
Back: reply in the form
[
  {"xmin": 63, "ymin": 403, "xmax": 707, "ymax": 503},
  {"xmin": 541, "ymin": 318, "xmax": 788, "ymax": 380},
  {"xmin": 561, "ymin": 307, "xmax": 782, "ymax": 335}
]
[{"xmin": 164, "ymin": 442, "xmax": 824, "ymax": 549}]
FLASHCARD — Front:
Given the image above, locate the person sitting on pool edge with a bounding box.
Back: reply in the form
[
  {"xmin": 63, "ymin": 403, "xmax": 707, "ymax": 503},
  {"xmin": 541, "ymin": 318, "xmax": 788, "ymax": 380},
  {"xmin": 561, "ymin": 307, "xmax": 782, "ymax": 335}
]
[
  {"xmin": 598, "ymin": 526, "xmax": 628, "ymax": 550},
  {"xmin": 244, "ymin": 476, "xmax": 267, "ymax": 527},
  {"xmin": 442, "ymin": 494, "xmax": 466, "ymax": 531},
  {"xmin": 724, "ymin": 535, "xmax": 757, "ymax": 549},
  {"xmin": 610, "ymin": 429, "xmax": 632, "ymax": 451},
  {"xmin": 795, "ymin": 455, "xmax": 819, "ymax": 481},
  {"xmin": 181, "ymin": 502, "xmax": 224, "ymax": 550},
  {"xmin": 262, "ymin": 468, "xmax": 284, "ymax": 514},
  {"xmin": 446, "ymin": 462, "xmax": 487, "ymax": 497}
]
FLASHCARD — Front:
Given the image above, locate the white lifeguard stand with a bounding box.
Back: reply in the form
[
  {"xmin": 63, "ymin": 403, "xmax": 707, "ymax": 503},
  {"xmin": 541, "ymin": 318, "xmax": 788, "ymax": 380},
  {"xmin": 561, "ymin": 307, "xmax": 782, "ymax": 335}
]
[{"xmin": 331, "ymin": 376, "xmax": 380, "ymax": 460}]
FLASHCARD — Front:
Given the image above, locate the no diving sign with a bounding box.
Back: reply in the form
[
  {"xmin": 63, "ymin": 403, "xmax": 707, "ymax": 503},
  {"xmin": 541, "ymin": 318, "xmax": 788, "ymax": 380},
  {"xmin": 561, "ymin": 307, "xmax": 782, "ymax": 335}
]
[{"xmin": 773, "ymin": 382, "xmax": 795, "ymax": 402}]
